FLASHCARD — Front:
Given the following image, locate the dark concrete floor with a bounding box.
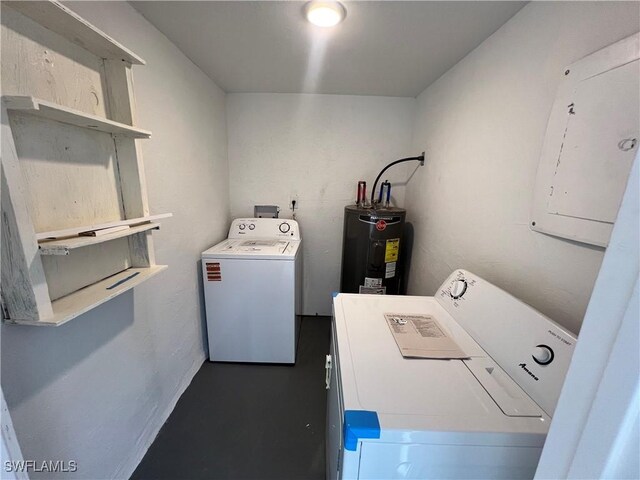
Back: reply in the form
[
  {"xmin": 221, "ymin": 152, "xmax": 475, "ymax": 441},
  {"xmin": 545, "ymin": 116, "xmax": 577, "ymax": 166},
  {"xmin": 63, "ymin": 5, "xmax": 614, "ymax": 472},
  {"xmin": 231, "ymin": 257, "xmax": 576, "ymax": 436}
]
[{"xmin": 131, "ymin": 316, "xmax": 331, "ymax": 480}]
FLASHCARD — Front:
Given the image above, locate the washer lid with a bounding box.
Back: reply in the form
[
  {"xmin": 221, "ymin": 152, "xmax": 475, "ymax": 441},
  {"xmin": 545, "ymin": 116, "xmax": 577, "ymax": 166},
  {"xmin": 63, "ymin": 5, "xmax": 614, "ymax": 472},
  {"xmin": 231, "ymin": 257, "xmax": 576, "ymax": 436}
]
[{"xmin": 202, "ymin": 239, "xmax": 300, "ymax": 260}]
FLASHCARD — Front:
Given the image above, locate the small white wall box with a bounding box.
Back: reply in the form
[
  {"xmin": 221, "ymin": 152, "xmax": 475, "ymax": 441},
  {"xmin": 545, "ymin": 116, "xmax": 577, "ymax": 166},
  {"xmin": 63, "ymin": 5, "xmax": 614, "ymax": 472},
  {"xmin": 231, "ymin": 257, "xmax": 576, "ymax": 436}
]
[
  {"xmin": 254, "ymin": 205, "xmax": 280, "ymax": 218},
  {"xmin": 531, "ymin": 33, "xmax": 639, "ymax": 247}
]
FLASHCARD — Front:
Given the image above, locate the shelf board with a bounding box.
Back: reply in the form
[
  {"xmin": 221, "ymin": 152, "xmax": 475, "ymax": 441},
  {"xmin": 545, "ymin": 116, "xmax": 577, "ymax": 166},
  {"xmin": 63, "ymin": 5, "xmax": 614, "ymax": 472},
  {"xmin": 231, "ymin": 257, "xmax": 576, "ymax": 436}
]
[
  {"xmin": 5, "ymin": 1, "xmax": 145, "ymax": 65},
  {"xmin": 3, "ymin": 96, "xmax": 152, "ymax": 139},
  {"xmin": 35, "ymin": 213, "xmax": 172, "ymax": 241},
  {"xmin": 38, "ymin": 223, "xmax": 161, "ymax": 255},
  {"xmin": 5, "ymin": 266, "xmax": 168, "ymax": 327}
]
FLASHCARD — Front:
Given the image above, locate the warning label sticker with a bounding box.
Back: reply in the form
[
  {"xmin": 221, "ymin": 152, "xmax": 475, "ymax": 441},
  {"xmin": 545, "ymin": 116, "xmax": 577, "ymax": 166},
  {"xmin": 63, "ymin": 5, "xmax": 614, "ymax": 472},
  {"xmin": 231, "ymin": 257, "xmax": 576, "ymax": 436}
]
[
  {"xmin": 206, "ymin": 262, "xmax": 222, "ymax": 282},
  {"xmin": 364, "ymin": 277, "xmax": 382, "ymax": 288},
  {"xmin": 359, "ymin": 286, "xmax": 386, "ymax": 295},
  {"xmin": 385, "ymin": 239, "xmax": 400, "ymax": 263},
  {"xmin": 385, "ymin": 262, "xmax": 396, "ymax": 279}
]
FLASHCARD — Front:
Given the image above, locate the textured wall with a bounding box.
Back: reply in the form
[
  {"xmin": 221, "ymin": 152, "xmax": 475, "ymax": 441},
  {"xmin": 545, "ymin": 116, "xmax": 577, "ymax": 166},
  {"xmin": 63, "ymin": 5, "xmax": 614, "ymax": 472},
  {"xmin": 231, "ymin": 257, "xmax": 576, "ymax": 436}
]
[
  {"xmin": 227, "ymin": 93, "xmax": 416, "ymax": 315},
  {"xmin": 1, "ymin": 2, "xmax": 229, "ymax": 478},
  {"xmin": 406, "ymin": 1, "xmax": 640, "ymax": 334}
]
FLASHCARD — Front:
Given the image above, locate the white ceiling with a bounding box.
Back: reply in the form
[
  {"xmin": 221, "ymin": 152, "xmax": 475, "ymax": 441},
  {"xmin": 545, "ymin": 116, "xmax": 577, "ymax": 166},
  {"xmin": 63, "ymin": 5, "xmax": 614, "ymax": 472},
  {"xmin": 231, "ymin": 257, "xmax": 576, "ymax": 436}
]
[{"xmin": 131, "ymin": 1, "xmax": 525, "ymax": 98}]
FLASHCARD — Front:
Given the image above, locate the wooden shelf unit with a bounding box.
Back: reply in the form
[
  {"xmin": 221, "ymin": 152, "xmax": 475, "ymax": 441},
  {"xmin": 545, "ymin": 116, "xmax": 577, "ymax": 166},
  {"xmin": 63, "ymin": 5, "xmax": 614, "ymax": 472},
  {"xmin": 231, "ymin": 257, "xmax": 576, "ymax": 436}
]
[
  {"xmin": 36, "ymin": 214, "xmax": 172, "ymax": 241},
  {"xmin": 3, "ymin": 1, "xmax": 145, "ymax": 64},
  {"xmin": 38, "ymin": 222, "xmax": 162, "ymax": 256},
  {"xmin": 5, "ymin": 266, "xmax": 168, "ymax": 327},
  {"xmin": 1, "ymin": 1, "xmax": 168, "ymax": 326},
  {"xmin": 4, "ymin": 96, "xmax": 152, "ymax": 138}
]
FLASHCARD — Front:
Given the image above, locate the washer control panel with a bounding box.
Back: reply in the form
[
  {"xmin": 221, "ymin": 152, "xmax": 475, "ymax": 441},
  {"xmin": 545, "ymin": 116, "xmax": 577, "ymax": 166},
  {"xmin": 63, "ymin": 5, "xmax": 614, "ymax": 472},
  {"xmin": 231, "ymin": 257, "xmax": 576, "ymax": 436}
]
[
  {"xmin": 279, "ymin": 222, "xmax": 291, "ymax": 233},
  {"xmin": 229, "ymin": 218, "xmax": 301, "ymax": 240},
  {"xmin": 436, "ymin": 269, "xmax": 577, "ymax": 416}
]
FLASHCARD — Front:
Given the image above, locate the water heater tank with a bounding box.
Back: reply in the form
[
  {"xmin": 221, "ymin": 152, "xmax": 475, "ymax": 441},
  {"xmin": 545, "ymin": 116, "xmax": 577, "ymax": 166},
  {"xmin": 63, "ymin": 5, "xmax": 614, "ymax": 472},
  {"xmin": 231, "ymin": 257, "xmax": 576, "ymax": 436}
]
[{"xmin": 340, "ymin": 205, "xmax": 406, "ymax": 295}]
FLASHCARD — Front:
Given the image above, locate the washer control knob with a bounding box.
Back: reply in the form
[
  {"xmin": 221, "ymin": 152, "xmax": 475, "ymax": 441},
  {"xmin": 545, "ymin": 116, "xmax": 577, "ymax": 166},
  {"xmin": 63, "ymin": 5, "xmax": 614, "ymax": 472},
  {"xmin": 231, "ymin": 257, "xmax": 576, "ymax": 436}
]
[
  {"xmin": 248, "ymin": 224, "xmax": 255, "ymax": 230},
  {"xmin": 279, "ymin": 222, "xmax": 291, "ymax": 233},
  {"xmin": 532, "ymin": 345, "xmax": 554, "ymax": 365},
  {"xmin": 238, "ymin": 223, "xmax": 246, "ymax": 230},
  {"xmin": 450, "ymin": 279, "xmax": 468, "ymax": 299}
]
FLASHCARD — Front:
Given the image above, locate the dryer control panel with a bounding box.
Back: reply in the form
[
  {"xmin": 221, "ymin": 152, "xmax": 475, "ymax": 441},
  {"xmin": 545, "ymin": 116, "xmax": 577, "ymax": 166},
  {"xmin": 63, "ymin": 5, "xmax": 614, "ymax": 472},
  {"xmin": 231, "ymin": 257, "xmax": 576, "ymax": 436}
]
[
  {"xmin": 436, "ymin": 269, "xmax": 577, "ymax": 417},
  {"xmin": 229, "ymin": 218, "xmax": 301, "ymax": 240}
]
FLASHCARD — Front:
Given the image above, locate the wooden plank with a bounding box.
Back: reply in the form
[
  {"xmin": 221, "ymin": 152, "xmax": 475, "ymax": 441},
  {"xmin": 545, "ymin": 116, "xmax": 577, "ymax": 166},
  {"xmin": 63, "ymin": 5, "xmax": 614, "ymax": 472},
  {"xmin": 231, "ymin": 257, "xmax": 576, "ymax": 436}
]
[
  {"xmin": 4, "ymin": 1, "xmax": 145, "ymax": 65},
  {"xmin": 39, "ymin": 223, "xmax": 160, "ymax": 256},
  {"xmin": 4, "ymin": 96, "xmax": 151, "ymax": 138},
  {"xmin": 113, "ymin": 139, "xmax": 151, "ymax": 215},
  {"xmin": 129, "ymin": 231, "xmax": 155, "ymax": 267},
  {"xmin": 9, "ymin": 112, "xmax": 126, "ymax": 232},
  {"xmin": 104, "ymin": 59, "xmax": 134, "ymax": 125},
  {"xmin": 4, "ymin": 266, "xmax": 167, "ymax": 326},
  {"xmin": 1, "ymin": 103, "xmax": 53, "ymax": 321},
  {"xmin": 104, "ymin": 60, "xmax": 156, "ymax": 267},
  {"xmin": 1, "ymin": 4, "xmax": 109, "ymax": 118},
  {"xmin": 81, "ymin": 225, "xmax": 130, "ymax": 237},
  {"xmin": 121, "ymin": 136, "xmax": 156, "ymax": 267},
  {"xmin": 35, "ymin": 213, "xmax": 172, "ymax": 240},
  {"xmin": 42, "ymin": 238, "xmax": 132, "ymax": 301}
]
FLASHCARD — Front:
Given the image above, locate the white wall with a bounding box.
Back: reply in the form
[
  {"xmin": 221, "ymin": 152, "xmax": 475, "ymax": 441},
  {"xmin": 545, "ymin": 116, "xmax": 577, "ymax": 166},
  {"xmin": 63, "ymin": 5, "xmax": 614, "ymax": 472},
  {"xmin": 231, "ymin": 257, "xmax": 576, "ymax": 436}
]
[
  {"xmin": 405, "ymin": 1, "xmax": 640, "ymax": 334},
  {"xmin": 227, "ymin": 93, "xmax": 416, "ymax": 315},
  {"xmin": 1, "ymin": 2, "xmax": 228, "ymax": 478}
]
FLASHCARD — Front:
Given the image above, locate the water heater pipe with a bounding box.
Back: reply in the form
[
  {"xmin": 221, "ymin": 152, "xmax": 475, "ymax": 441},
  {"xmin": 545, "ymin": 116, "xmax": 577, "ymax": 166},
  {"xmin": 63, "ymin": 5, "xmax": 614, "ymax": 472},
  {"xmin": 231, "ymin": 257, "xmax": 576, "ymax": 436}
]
[{"xmin": 370, "ymin": 152, "xmax": 425, "ymax": 207}]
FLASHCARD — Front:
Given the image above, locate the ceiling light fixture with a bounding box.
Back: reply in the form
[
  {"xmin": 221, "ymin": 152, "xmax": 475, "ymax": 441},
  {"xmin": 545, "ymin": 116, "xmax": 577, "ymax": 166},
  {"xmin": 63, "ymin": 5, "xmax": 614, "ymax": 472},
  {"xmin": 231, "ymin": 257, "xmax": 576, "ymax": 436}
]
[{"xmin": 305, "ymin": 1, "xmax": 346, "ymax": 28}]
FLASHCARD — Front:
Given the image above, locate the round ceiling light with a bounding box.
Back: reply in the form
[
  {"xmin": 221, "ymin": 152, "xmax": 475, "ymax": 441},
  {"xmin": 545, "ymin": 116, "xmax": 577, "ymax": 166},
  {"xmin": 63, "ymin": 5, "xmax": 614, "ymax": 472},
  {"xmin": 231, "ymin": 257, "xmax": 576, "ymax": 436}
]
[{"xmin": 305, "ymin": 1, "xmax": 346, "ymax": 28}]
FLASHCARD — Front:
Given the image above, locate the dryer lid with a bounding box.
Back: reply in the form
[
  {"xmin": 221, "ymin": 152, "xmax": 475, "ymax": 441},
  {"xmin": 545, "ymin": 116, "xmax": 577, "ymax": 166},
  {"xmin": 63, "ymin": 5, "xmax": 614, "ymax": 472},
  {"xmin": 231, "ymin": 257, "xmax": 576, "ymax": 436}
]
[{"xmin": 332, "ymin": 293, "xmax": 549, "ymax": 437}]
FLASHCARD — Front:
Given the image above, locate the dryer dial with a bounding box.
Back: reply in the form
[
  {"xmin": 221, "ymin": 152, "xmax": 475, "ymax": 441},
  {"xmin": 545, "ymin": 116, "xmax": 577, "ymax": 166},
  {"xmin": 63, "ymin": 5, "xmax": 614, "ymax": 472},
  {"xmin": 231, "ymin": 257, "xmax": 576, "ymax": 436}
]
[
  {"xmin": 532, "ymin": 345, "xmax": 554, "ymax": 365},
  {"xmin": 450, "ymin": 279, "xmax": 468, "ymax": 299}
]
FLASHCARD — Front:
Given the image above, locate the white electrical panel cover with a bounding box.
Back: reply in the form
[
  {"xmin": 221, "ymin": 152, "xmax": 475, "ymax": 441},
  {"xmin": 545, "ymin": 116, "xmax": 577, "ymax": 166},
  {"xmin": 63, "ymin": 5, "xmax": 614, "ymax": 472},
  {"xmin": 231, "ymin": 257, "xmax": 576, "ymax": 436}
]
[{"xmin": 531, "ymin": 33, "xmax": 639, "ymax": 247}]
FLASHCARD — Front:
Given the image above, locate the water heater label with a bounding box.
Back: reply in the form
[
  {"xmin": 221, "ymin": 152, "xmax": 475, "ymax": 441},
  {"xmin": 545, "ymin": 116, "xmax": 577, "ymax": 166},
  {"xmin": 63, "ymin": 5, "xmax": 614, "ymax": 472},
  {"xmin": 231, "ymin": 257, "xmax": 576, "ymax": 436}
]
[
  {"xmin": 385, "ymin": 262, "xmax": 396, "ymax": 279},
  {"xmin": 359, "ymin": 286, "xmax": 386, "ymax": 294},
  {"xmin": 364, "ymin": 277, "xmax": 382, "ymax": 288},
  {"xmin": 385, "ymin": 239, "xmax": 400, "ymax": 262}
]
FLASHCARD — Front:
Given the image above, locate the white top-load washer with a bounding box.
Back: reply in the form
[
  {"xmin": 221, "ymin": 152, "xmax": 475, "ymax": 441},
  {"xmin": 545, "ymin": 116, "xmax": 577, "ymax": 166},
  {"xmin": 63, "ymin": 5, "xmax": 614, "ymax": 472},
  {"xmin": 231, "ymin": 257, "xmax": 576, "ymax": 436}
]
[
  {"xmin": 327, "ymin": 269, "xmax": 577, "ymax": 479},
  {"xmin": 202, "ymin": 218, "xmax": 302, "ymax": 364}
]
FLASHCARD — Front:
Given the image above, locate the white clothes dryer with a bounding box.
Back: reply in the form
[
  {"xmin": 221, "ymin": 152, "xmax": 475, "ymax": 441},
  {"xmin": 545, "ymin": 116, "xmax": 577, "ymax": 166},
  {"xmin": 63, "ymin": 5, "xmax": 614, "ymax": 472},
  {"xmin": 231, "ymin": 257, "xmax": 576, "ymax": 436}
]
[{"xmin": 327, "ymin": 269, "xmax": 577, "ymax": 479}]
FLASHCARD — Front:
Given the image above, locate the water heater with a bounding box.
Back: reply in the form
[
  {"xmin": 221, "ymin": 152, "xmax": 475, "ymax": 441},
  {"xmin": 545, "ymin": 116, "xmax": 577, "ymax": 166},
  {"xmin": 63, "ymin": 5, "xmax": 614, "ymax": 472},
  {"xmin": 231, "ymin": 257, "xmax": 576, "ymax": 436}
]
[
  {"xmin": 340, "ymin": 205, "xmax": 406, "ymax": 294},
  {"xmin": 340, "ymin": 152, "xmax": 423, "ymax": 295}
]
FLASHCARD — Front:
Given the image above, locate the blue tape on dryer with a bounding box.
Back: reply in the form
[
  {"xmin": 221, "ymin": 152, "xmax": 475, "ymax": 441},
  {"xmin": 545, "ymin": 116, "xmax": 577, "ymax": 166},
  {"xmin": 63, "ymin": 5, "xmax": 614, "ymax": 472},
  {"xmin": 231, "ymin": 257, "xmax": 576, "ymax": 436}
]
[{"xmin": 343, "ymin": 410, "xmax": 380, "ymax": 451}]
